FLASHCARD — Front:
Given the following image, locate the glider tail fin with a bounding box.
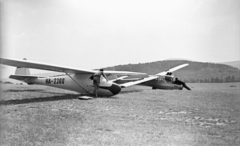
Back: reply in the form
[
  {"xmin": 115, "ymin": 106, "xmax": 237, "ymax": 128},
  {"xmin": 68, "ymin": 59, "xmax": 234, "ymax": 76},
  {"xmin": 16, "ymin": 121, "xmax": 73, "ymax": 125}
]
[
  {"xmin": 15, "ymin": 67, "xmax": 30, "ymax": 75},
  {"xmin": 15, "ymin": 58, "xmax": 30, "ymax": 75}
]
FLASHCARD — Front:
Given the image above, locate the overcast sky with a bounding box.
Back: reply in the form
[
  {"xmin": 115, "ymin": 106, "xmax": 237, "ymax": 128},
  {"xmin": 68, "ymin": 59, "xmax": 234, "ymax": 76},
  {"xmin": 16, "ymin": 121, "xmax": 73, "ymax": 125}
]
[{"xmin": 1, "ymin": 0, "xmax": 240, "ymax": 78}]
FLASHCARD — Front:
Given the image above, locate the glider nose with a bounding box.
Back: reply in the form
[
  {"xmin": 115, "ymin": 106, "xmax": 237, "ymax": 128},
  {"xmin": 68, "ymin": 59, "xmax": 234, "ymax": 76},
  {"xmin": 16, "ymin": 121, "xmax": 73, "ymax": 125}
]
[{"xmin": 109, "ymin": 83, "xmax": 121, "ymax": 96}]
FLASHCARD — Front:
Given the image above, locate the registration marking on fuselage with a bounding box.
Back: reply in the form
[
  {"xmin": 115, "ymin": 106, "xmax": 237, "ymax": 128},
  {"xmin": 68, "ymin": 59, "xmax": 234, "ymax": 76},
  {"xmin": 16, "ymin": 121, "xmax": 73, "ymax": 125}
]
[{"xmin": 46, "ymin": 78, "xmax": 65, "ymax": 85}]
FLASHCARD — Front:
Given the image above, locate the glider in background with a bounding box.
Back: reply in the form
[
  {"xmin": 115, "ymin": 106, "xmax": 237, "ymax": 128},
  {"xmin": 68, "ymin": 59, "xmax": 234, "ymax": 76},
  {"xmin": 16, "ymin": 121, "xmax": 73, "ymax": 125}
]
[
  {"xmin": 114, "ymin": 63, "xmax": 191, "ymax": 90},
  {"xmin": 0, "ymin": 58, "xmax": 146, "ymax": 98}
]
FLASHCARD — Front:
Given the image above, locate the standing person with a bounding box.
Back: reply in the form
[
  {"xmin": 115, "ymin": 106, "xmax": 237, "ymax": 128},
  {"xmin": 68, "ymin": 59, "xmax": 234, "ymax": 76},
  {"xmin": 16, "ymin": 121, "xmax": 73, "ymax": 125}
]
[{"xmin": 91, "ymin": 69, "xmax": 107, "ymax": 97}]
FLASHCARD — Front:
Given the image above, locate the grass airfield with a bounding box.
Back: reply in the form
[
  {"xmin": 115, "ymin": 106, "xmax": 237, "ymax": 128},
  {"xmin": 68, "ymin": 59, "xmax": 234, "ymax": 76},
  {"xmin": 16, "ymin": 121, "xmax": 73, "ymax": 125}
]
[{"xmin": 0, "ymin": 83, "xmax": 239, "ymax": 146}]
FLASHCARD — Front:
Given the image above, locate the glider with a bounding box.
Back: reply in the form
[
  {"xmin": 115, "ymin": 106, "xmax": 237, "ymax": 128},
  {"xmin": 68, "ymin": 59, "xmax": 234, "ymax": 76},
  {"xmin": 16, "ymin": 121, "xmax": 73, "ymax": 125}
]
[
  {"xmin": 114, "ymin": 63, "xmax": 191, "ymax": 90},
  {"xmin": 0, "ymin": 58, "xmax": 146, "ymax": 97}
]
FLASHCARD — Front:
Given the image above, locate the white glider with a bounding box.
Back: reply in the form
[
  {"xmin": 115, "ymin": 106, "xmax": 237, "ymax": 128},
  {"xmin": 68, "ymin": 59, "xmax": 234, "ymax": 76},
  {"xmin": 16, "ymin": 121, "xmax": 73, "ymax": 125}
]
[{"xmin": 0, "ymin": 58, "xmax": 146, "ymax": 97}]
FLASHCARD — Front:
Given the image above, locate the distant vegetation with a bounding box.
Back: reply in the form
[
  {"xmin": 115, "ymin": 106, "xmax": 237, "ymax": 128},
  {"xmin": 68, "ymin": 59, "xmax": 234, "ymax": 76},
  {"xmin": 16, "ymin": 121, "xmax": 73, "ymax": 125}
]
[
  {"xmin": 0, "ymin": 80, "xmax": 24, "ymax": 85},
  {"xmin": 107, "ymin": 60, "xmax": 240, "ymax": 83},
  {"xmin": 2, "ymin": 81, "xmax": 13, "ymax": 84}
]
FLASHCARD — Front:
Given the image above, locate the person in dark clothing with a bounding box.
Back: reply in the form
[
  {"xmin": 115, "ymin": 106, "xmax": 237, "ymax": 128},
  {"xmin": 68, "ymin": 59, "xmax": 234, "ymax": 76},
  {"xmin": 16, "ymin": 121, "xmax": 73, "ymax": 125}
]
[
  {"xmin": 173, "ymin": 78, "xmax": 191, "ymax": 90},
  {"xmin": 91, "ymin": 69, "xmax": 107, "ymax": 97}
]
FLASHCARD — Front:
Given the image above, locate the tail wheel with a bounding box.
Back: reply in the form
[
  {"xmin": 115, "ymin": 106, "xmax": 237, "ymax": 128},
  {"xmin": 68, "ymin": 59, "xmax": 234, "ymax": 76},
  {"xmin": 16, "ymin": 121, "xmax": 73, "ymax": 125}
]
[{"xmin": 152, "ymin": 87, "xmax": 156, "ymax": 90}]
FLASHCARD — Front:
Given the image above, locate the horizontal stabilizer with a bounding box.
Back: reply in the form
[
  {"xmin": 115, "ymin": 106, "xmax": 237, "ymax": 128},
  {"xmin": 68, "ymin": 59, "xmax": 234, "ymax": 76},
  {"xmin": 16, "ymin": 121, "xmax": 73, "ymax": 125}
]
[
  {"xmin": 9, "ymin": 75, "xmax": 44, "ymax": 81},
  {"xmin": 120, "ymin": 76, "xmax": 158, "ymax": 88}
]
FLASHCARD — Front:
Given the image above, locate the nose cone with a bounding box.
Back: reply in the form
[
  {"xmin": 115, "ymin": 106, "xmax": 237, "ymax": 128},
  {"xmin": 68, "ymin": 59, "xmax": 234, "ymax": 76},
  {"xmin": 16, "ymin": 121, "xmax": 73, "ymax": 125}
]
[{"xmin": 109, "ymin": 83, "xmax": 121, "ymax": 95}]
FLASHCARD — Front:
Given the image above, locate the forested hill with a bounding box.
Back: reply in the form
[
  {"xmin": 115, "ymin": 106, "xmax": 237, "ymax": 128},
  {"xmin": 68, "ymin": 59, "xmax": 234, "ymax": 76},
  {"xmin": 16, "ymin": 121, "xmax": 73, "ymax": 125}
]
[{"xmin": 107, "ymin": 60, "xmax": 240, "ymax": 83}]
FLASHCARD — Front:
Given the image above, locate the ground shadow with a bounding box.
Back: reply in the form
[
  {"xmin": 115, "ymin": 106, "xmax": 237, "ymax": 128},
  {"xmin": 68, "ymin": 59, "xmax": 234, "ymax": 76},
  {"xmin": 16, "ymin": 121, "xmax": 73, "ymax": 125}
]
[
  {"xmin": 0, "ymin": 92, "xmax": 120, "ymax": 105},
  {"xmin": 120, "ymin": 89, "xmax": 143, "ymax": 94},
  {"xmin": 0, "ymin": 94, "xmax": 80, "ymax": 106},
  {"xmin": 4, "ymin": 89, "xmax": 76, "ymax": 95},
  {"xmin": 4, "ymin": 89, "xmax": 45, "ymax": 92}
]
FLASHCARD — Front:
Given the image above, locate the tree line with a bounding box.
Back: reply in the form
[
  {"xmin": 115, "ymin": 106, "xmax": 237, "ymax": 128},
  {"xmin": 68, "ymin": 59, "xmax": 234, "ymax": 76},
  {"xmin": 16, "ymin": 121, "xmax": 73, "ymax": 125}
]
[{"xmin": 184, "ymin": 75, "xmax": 240, "ymax": 83}]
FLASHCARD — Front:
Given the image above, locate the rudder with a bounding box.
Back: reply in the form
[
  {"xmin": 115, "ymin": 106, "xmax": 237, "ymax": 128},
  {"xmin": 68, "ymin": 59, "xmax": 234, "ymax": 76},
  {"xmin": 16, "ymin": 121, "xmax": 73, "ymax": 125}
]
[{"xmin": 15, "ymin": 58, "xmax": 30, "ymax": 75}]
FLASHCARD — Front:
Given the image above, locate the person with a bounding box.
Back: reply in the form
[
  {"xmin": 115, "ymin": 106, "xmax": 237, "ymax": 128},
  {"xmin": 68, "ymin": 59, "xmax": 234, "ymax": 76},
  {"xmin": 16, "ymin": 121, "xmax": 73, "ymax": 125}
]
[
  {"xmin": 173, "ymin": 78, "xmax": 191, "ymax": 90},
  {"xmin": 91, "ymin": 69, "xmax": 107, "ymax": 97}
]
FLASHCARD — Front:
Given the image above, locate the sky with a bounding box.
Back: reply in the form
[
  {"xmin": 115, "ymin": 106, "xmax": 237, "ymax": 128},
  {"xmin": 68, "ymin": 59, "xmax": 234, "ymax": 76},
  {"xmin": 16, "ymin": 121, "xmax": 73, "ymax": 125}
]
[{"xmin": 0, "ymin": 0, "xmax": 240, "ymax": 78}]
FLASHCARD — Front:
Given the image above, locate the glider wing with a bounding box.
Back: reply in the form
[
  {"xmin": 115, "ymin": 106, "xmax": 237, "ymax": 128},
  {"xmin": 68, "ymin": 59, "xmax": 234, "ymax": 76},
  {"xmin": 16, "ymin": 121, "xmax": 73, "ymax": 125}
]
[
  {"xmin": 156, "ymin": 63, "xmax": 189, "ymax": 76},
  {"xmin": 0, "ymin": 58, "xmax": 146, "ymax": 76},
  {"xmin": 120, "ymin": 76, "xmax": 158, "ymax": 88}
]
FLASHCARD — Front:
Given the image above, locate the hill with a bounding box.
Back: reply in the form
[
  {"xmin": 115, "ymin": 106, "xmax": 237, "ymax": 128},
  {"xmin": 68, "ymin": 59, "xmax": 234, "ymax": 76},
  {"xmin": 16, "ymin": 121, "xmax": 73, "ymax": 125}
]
[
  {"xmin": 220, "ymin": 61, "xmax": 240, "ymax": 69},
  {"xmin": 107, "ymin": 60, "xmax": 240, "ymax": 83}
]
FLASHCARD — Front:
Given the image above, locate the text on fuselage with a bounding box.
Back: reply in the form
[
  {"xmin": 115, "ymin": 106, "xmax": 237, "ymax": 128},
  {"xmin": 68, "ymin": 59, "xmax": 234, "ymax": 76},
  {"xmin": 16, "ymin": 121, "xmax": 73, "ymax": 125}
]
[{"xmin": 46, "ymin": 78, "xmax": 65, "ymax": 84}]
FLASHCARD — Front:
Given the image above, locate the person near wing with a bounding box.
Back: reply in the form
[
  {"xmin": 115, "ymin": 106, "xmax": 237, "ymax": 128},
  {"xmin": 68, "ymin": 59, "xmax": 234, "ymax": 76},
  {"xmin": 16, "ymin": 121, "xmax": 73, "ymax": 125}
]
[
  {"xmin": 91, "ymin": 69, "xmax": 107, "ymax": 97},
  {"xmin": 173, "ymin": 77, "xmax": 191, "ymax": 90}
]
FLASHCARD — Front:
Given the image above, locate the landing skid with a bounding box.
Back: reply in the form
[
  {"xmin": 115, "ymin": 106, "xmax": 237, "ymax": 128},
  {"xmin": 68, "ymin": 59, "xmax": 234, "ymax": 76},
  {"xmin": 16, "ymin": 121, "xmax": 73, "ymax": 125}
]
[
  {"xmin": 78, "ymin": 93, "xmax": 95, "ymax": 100},
  {"xmin": 78, "ymin": 95, "xmax": 93, "ymax": 100}
]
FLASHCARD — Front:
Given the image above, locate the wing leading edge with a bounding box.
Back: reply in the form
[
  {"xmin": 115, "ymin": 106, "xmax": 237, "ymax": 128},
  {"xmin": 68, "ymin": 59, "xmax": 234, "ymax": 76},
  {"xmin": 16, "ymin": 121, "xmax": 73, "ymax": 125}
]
[{"xmin": 0, "ymin": 58, "xmax": 146, "ymax": 76}]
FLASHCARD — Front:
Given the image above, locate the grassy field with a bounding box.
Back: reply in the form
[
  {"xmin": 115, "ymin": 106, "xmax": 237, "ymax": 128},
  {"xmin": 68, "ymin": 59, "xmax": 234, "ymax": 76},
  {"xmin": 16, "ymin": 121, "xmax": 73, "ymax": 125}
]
[{"xmin": 0, "ymin": 83, "xmax": 239, "ymax": 146}]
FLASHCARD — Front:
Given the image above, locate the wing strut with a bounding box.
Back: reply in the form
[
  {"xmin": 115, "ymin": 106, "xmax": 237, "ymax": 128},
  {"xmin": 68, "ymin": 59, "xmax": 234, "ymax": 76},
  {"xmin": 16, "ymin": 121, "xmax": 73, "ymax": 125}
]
[{"xmin": 65, "ymin": 72, "xmax": 91, "ymax": 94}]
